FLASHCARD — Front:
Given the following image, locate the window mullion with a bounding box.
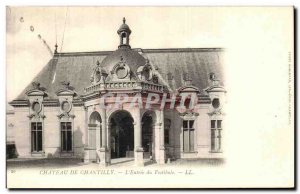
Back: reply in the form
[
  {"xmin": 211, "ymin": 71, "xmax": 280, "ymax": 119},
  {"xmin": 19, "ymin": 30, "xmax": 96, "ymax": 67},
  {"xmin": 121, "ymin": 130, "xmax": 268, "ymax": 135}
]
[{"xmin": 35, "ymin": 122, "xmax": 38, "ymax": 151}]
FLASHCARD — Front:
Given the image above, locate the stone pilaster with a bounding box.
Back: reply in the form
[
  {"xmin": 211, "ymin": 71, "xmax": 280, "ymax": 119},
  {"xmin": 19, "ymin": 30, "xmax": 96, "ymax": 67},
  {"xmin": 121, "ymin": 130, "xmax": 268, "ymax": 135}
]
[
  {"xmin": 106, "ymin": 121, "xmax": 112, "ymax": 165},
  {"xmin": 99, "ymin": 108, "xmax": 109, "ymax": 166},
  {"xmin": 154, "ymin": 123, "xmax": 161, "ymax": 162},
  {"xmin": 158, "ymin": 110, "xmax": 166, "ymax": 164},
  {"xmin": 96, "ymin": 125, "xmax": 101, "ymax": 163},
  {"xmin": 134, "ymin": 108, "xmax": 144, "ymax": 166}
]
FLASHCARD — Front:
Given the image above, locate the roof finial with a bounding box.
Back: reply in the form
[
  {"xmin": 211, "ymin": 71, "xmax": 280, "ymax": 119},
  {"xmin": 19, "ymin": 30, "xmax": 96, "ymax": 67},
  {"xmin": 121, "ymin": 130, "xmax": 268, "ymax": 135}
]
[
  {"xmin": 123, "ymin": 17, "xmax": 126, "ymax": 24},
  {"xmin": 54, "ymin": 43, "xmax": 58, "ymax": 54}
]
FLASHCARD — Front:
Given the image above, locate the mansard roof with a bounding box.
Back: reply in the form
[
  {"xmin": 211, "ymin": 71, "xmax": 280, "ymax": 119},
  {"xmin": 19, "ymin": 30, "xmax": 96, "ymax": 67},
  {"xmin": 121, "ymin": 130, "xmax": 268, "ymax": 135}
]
[{"xmin": 13, "ymin": 47, "xmax": 225, "ymax": 101}]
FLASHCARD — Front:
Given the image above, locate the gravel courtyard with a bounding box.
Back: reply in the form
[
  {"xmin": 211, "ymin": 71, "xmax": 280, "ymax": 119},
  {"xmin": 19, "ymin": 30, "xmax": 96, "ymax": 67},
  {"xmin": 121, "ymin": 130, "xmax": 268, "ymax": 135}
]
[{"xmin": 7, "ymin": 158, "xmax": 224, "ymax": 169}]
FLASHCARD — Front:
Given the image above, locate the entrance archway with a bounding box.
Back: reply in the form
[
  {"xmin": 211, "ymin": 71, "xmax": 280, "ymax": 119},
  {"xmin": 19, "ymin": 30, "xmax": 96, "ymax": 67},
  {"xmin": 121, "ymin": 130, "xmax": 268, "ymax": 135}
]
[
  {"xmin": 142, "ymin": 111, "xmax": 156, "ymax": 159},
  {"xmin": 109, "ymin": 110, "xmax": 134, "ymax": 159}
]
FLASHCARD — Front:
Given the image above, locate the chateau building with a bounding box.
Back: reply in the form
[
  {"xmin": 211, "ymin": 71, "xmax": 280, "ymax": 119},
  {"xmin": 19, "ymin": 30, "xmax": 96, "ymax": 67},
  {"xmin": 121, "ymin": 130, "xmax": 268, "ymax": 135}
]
[{"xmin": 8, "ymin": 18, "xmax": 226, "ymax": 166}]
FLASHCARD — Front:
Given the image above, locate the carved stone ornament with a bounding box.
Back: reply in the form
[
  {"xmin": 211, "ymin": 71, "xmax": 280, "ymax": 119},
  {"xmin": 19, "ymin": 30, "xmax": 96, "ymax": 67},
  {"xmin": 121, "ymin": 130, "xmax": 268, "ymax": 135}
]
[
  {"xmin": 26, "ymin": 82, "xmax": 47, "ymax": 97},
  {"xmin": 152, "ymin": 74, "xmax": 159, "ymax": 84},
  {"xmin": 137, "ymin": 59, "xmax": 153, "ymax": 81},
  {"xmin": 28, "ymin": 113, "xmax": 46, "ymax": 119},
  {"xmin": 61, "ymin": 101, "xmax": 72, "ymax": 113},
  {"xmin": 142, "ymin": 59, "xmax": 153, "ymax": 81},
  {"xmin": 32, "ymin": 82, "xmax": 41, "ymax": 90},
  {"xmin": 113, "ymin": 56, "xmax": 130, "ymax": 79},
  {"xmin": 57, "ymin": 112, "xmax": 76, "ymax": 119},
  {"xmin": 56, "ymin": 82, "xmax": 76, "ymax": 97},
  {"xmin": 207, "ymin": 109, "xmax": 225, "ymax": 116},
  {"xmin": 31, "ymin": 101, "xmax": 42, "ymax": 113},
  {"xmin": 179, "ymin": 112, "xmax": 199, "ymax": 117},
  {"xmin": 90, "ymin": 61, "xmax": 108, "ymax": 84}
]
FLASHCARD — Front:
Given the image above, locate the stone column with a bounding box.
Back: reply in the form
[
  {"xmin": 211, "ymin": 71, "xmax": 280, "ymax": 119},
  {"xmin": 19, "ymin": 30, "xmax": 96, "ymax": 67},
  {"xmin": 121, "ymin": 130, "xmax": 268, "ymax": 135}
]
[
  {"xmin": 95, "ymin": 122, "xmax": 101, "ymax": 163},
  {"xmin": 154, "ymin": 123, "xmax": 160, "ymax": 162},
  {"xmin": 158, "ymin": 110, "xmax": 166, "ymax": 164},
  {"xmin": 83, "ymin": 106, "xmax": 90, "ymax": 163},
  {"xmin": 99, "ymin": 108, "xmax": 109, "ymax": 166},
  {"xmin": 168, "ymin": 112, "xmax": 174, "ymax": 159},
  {"xmin": 134, "ymin": 108, "xmax": 144, "ymax": 166},
  {"xmin": 106, "ymin": 121, "xmax": 112, "ymax": 165}
]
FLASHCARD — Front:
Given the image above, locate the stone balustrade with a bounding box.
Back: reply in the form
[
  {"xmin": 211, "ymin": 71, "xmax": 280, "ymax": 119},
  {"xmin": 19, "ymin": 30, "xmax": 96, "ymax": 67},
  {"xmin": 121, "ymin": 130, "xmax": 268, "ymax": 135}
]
[{"xmin": 84, "ymin": 81, "xmax": 164, "ymax": 93}]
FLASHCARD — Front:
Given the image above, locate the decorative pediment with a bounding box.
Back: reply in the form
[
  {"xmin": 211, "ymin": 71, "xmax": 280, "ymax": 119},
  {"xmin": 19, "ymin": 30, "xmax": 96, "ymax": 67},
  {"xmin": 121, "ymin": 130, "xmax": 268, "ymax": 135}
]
[
  {"xmin": 26, "ymin": 89, "xmax": 46, "ymax": 96},
  {"xmin": 26, "ymin": 82, "xmax": 47, "ymax": 97},
  {"xmin": 205, "ymin": 73, "xmax": 226, "ymax": 93},
  {"xmin": 205, "ymin": 85, "xmax": 226, "ymax": 93},
  {"xmin": 56, "ymin": 89, "xmax": 76, "ymax": 96},
  {"xmin": 56, "ymin": 81, "xmax": 77, "ymax": 96},
  {"xmin": 177, "ymin": 85, "xmax": 200, "ymax": 93}
]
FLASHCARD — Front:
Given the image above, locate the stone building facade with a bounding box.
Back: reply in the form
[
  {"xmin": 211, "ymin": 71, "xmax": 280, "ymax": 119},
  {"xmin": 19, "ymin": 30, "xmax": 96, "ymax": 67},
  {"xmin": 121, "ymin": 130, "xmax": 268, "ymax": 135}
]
[{"xmin": 8, "ymin": 18, "xmax": 226, "ymax": 166}]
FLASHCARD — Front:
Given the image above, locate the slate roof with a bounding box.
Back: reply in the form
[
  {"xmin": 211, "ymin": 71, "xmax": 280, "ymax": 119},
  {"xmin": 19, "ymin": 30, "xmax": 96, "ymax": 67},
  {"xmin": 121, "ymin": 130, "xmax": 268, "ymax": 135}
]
[
  {"xmin": 13, "ymin": 48, "xmax": 225, "ymax": 101},
  {"xmin": 101, "ymin": 47, "xmax": 146, "ymax": 81}
]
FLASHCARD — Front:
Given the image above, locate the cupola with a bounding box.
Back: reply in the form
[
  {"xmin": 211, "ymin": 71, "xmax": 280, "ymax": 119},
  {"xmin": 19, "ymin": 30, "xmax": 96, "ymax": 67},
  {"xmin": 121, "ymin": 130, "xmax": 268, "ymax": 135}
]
[{"xmin": 117, "ymin": 17, "xmax": 131, "ymax": 48}]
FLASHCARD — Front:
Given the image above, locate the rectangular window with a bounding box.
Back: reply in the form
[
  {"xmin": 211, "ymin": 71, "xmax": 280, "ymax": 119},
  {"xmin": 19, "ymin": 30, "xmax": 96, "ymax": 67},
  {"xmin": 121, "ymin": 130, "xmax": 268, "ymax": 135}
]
[
  {"xmin": 164, "ymin": 129, "xmax": 170, "ymax": 145},
  {"xmin": 61, "ymin": 122, "xmax": 72, "ymax": 152},
  {"xmin": 31, "ymin": 122, "xmax": 43, "ymax": 152},
  {"xmin": 211, "ymin": 120, "xmax": 222, "ymax": 152},
  {"xmin": 183, "ymin": 120, "xmax": 195, "ymax": 152}
]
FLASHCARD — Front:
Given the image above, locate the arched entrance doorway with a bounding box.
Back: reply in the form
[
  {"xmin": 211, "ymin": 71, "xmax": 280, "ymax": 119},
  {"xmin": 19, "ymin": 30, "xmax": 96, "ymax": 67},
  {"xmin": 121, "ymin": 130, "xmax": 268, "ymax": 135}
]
[
  {"xmin": 142, "ymin": 111, "xmax": 156, "ymax": 159},
  {"xmin": 109, "ymin": 110, "xmax": 134, "ymax": 159}
]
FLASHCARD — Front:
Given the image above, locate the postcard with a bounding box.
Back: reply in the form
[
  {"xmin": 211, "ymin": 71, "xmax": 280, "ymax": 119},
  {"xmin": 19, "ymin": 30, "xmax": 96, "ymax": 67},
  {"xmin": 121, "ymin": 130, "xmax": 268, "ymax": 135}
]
[{"xmin": 6, "ymin": 6, "xmax": 294, "ymax": 188}]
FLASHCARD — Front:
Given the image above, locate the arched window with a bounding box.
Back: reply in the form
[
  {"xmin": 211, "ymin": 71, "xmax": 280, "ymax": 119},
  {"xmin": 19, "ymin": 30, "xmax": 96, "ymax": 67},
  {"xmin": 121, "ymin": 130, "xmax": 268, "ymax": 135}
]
[{"xmin": 121, "ymin": 32, "xmax": 127, "ymax": 44}]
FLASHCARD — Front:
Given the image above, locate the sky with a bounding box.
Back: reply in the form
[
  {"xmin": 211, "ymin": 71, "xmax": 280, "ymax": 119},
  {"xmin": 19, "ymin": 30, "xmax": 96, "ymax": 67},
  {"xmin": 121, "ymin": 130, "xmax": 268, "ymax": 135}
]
[
  {"xmin": 6, "ymin": 7, "xmax": 228, "ymax": 101},
  {"xmin": 7, "ymin": 7, "xmax": 292, "ymax": 102}
]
